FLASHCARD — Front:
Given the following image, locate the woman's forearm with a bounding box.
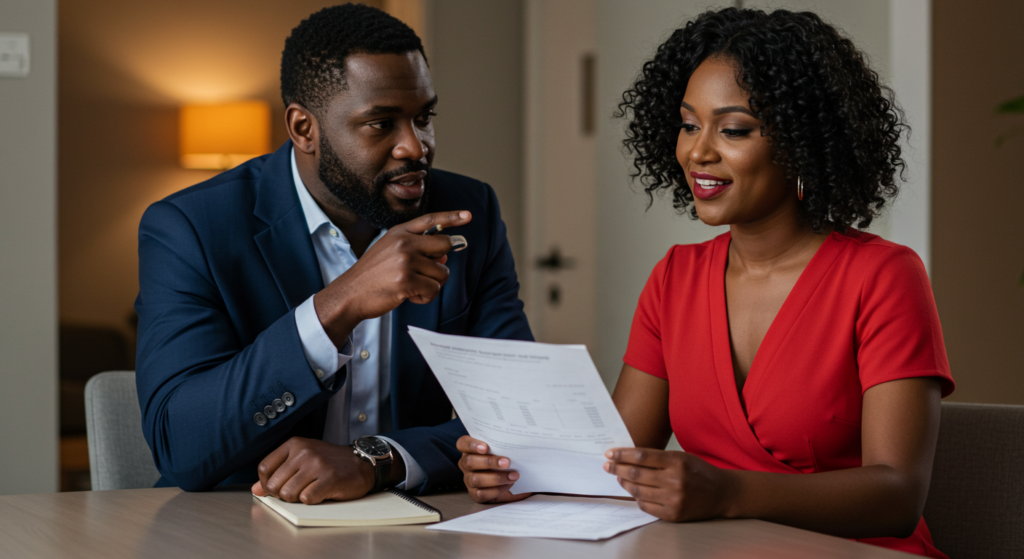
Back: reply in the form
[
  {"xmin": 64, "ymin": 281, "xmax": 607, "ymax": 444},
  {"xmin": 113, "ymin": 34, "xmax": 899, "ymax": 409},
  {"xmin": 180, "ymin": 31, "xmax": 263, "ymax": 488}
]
[{"xmin": 724, "ymin": 464, "xmax": 926, "ymax": 539}]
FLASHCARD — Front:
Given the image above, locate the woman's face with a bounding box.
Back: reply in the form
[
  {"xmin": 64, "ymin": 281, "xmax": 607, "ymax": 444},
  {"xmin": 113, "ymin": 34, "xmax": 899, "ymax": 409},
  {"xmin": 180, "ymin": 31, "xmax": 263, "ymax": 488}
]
[{"xmin": 676, "ymin": 56, "xmax": 792, "ymax": 228}]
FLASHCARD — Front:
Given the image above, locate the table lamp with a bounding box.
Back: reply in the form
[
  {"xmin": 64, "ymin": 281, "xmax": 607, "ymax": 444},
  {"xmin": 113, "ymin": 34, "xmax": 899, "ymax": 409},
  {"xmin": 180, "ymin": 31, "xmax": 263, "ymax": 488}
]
[{"xmin": 179, "ymin": 101, "xmax": 271, "ymax": 170}]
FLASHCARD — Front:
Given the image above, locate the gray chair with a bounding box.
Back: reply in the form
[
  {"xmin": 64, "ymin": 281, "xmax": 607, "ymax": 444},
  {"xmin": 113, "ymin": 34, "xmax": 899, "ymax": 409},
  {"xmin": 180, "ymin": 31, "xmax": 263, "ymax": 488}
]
[
  {"xmin": 84, "ymin": 371, "xmax": 161, "ymax": 490},
  {"xmin": 923, "ymin": 402, "xmax": 1024, "ymax": 558}
]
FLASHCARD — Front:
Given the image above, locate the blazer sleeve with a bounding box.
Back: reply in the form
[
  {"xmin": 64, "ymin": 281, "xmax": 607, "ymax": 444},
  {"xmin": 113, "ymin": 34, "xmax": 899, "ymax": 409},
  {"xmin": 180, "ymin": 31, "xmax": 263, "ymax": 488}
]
[
  {"xmin": 385, "ymin": 182, "xmax": 534, "ymax": 495},
  {"xmin": 135, "ymin": 200, "xmax": 335, "ymax": 491}
]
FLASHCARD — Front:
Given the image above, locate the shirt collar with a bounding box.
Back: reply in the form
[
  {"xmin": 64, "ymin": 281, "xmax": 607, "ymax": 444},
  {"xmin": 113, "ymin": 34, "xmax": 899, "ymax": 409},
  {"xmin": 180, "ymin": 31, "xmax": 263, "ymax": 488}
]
[
  {"xmin": 291, "ymin": 147, "xmax": 333, "ymax": 236},
  {"xmin": 290, "ymin": 147, "xmax": 389, "ymax": 247}
]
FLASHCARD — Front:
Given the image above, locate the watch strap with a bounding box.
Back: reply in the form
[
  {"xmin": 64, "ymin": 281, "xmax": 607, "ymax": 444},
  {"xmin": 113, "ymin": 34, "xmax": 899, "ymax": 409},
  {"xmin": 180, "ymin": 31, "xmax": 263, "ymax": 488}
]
[{"xmin": 371, "ymin": 456, "xmax": 392, "ymax": 493}]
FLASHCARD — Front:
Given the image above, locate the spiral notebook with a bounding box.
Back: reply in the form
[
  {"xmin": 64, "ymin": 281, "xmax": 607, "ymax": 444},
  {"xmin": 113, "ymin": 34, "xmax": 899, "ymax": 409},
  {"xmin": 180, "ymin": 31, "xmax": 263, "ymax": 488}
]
[{"xmin": 253, "ymin": 488, "xmax": 441, "ymax": 527}]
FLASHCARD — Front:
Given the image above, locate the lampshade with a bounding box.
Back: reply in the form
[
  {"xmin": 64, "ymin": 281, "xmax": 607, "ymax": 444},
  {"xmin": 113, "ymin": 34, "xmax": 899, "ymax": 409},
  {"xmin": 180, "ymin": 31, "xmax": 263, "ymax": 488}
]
[{"xmin": 179, "ymin": 101, "xmax": 271, "ymax": 170}]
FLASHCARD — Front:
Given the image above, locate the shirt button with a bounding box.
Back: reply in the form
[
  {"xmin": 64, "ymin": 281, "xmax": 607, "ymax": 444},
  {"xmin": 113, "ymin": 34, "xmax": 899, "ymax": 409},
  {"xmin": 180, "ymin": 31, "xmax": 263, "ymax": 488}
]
[
  {"xmin": 329, "ymin": 229, "xmax": 339, "ymax": 237},
  {"xmin": 315, "ymin": 369, "xmax": 324, "ymax": 379},
  {"xmin": 357, "ymin": 412, "xmax": 368, "ymax": 422},
  {"xmin": 360, "ymin": 350, "xmax": 370, "ymax": 360}
]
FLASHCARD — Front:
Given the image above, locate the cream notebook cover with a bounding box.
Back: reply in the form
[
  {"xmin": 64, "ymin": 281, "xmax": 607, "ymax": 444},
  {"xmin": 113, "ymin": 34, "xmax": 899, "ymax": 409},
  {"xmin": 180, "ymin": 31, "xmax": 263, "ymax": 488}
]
[{"xmin": 253, "ymin": 488, "xmax": 441, "ymax": 527}]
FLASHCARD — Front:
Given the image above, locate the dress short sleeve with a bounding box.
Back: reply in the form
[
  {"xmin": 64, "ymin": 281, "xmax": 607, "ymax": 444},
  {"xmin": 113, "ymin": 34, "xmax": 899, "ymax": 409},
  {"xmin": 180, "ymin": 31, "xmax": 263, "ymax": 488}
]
[
  {"xmin": 856, "ymin": 245, "xmax": 955, "ymax": 396},
  {"xmin": 623, "ymin": 248, "xmax": 673, "ymax": 379}
]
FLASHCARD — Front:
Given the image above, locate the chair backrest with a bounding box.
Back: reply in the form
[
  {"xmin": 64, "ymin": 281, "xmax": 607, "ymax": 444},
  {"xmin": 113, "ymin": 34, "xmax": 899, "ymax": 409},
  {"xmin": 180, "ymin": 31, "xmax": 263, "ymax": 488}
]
[
  {"xmin": 84, "ymin": 371, "xmax": 161, "ymax": 490},
  {"xmin": 923, "ymin": 402, "xmax": 1024, "ymax": 558}
]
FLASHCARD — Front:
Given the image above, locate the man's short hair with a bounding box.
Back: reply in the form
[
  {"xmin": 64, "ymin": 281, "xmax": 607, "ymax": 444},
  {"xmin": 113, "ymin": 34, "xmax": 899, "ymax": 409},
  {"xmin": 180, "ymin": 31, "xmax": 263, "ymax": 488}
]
[{"xmin": 281, "ymin": 3, "xmax": 426, "ymax": 116}]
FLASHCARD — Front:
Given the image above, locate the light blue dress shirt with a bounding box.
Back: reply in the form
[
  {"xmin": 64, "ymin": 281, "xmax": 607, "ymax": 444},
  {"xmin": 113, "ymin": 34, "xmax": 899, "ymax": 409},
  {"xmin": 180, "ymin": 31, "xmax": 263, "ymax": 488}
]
[{"xmin": 290, "ymin": 148, "xmax": 425, "ymax": 490}]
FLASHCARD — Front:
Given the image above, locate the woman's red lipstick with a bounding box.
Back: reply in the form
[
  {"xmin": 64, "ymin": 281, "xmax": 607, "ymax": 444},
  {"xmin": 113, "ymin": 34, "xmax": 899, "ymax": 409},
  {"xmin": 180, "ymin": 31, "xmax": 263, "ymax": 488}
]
[{"xmin": 689, "ymin": 171, "xmax": 732, "ymax": 200}]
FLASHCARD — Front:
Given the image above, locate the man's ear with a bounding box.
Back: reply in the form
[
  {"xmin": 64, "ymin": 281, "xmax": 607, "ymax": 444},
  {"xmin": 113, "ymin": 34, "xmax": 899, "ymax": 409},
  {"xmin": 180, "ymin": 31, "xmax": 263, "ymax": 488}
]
[{"xmin": 285, "ymin": 103, "xmax": 318, "ymax": 154}]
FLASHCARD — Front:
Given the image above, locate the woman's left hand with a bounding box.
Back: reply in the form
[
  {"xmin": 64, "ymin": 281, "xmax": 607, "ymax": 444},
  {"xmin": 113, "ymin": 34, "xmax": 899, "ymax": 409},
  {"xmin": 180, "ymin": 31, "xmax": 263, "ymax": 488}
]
[{"xmin": 604, "ymin": 447, "xmax": 736, "ymax": 522}]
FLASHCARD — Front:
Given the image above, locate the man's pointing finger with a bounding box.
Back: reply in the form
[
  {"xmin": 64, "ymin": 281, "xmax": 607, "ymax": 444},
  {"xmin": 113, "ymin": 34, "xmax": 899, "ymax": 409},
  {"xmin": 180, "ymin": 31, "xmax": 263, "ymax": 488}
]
[{"xmin": 406, "ymin": 210, "xmax": 473, "ymax": 234}]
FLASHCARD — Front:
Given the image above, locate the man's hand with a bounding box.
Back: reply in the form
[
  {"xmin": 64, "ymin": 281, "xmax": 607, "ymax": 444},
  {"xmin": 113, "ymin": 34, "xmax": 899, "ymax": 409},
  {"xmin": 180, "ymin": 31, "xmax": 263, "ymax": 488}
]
[
  {"xmin": 314, "ymin": 210, "xmax": 472, "ymax": 346},
  {"xmin": 251, "ymin": 437, "xmax": 402, "ymax": 504},
  {"xmin": 604, "ymin": 447, "xmax": 735, "ymax": 522},
  {"xmin": 456, "ymin": 435, "xmax": 531, "ymax": 504}
]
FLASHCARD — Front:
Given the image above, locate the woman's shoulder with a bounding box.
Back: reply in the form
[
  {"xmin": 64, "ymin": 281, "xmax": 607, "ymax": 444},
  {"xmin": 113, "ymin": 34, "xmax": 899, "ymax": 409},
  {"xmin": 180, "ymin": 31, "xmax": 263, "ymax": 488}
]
[
  {"xmin": 642, "ymin": 233, "xmax": 726, "ymax": 291},
  {"xmin": 660, "ymin": 232, "xmax": 728, "ymax": 267},
  {"xmin": 829, "ymin": 229, "xmax": 931, "ymax": 297},
  {"xmin": 830, "ymin": 229, "xmax": 926, "ymax": 271}
]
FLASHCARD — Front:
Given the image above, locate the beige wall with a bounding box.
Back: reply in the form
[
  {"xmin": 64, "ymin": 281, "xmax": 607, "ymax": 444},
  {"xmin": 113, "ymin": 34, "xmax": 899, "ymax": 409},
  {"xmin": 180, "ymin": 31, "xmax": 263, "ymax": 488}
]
[
  {"xmin": 932, "ymin": 0, "xmax": 1024, "ymax": 404},
  {"xmin": 425, "ymin": 0, "xmax": 525, "ymax": 262},
  {"xmin": 0, "ymin": 0, "xmax": 58, "ymax": 494}
]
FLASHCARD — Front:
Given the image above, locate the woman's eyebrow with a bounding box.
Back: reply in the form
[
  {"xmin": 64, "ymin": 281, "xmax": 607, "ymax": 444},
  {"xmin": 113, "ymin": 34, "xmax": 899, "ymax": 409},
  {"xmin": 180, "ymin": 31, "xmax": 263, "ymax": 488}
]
[
  {"xmin": 680, "ymin": 100, "xmax": 755, "ymax": 117},
  {"xmin": 713, "ymin": 105, "xmax": 755, "ymax": 116}
]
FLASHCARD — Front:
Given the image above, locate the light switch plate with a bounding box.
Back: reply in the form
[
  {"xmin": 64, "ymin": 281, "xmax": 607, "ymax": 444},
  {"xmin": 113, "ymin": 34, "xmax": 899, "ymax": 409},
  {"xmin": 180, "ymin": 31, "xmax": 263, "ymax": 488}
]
[{"xmin": 0, "ymin": 33, "xmax": 30, "ymax": 78}]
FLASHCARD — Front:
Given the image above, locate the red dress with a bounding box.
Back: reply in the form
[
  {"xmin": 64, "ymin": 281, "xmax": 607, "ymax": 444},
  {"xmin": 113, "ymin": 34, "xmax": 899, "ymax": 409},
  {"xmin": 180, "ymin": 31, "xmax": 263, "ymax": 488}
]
[{"xmin": 624, "ymin": 230, "xmax": 954, "ymax": 558}]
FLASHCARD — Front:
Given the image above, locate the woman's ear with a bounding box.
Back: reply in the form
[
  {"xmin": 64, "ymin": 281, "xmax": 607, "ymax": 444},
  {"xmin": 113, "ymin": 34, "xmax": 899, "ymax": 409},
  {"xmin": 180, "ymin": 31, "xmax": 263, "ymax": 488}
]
[{"xmin": 285, "ymin": 103, "xmax": 318, "ymax": 154}]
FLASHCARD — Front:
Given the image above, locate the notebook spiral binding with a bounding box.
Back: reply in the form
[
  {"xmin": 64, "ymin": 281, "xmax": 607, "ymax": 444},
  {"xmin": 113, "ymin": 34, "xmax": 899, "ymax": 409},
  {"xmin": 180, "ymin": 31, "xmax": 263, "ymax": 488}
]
[{"xmin": 386, "ymin": 488, "xmax": 442, "ymax": 519}]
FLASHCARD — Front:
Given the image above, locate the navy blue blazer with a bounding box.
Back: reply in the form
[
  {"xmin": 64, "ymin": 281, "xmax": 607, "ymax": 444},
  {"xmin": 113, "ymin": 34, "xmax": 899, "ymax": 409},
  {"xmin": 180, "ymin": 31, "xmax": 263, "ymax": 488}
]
[{"xmin": 135, "ymin": 141, "xmax": 532, "ymax": 493}]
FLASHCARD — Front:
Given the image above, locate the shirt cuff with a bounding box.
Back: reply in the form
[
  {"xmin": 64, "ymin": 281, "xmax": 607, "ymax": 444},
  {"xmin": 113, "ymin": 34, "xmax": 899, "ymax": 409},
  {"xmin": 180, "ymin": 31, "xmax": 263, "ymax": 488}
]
[
  {"xmin": 294, "ymin": 296, "xmax": 354, "ymax": 387},
  {"xmin": 380, "ymin": 437, "xmax": 425, "ymax": 491}
]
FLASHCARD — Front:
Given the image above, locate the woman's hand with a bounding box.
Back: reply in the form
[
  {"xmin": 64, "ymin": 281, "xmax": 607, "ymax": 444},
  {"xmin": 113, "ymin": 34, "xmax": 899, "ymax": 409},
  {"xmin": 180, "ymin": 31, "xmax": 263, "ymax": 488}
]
[
  {"xmin": 604, "ymin": 447, "xmax": 736, "ymax": 522},
  {"xmin": 456, "ymin": 435, "xmax": 532, "ymax": 503}
]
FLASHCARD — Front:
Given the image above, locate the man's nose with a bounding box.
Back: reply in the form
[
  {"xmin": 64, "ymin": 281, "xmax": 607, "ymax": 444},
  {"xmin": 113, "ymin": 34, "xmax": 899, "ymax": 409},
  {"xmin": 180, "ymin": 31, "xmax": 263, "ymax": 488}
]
[{"xmin": 393, "ymin": 124, "xmax": 429, "ymax": 161}]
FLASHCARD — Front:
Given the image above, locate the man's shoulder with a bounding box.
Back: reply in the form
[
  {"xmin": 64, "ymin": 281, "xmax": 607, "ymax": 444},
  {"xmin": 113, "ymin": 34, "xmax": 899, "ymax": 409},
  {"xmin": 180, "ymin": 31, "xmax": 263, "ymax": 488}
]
[
  {"xmin": 142, "ymin": 145, "xmax": 295, "ymax": 236},
  {"xmin": 161, "ymin": 153, "xmax": 274, "ymax": 211}
]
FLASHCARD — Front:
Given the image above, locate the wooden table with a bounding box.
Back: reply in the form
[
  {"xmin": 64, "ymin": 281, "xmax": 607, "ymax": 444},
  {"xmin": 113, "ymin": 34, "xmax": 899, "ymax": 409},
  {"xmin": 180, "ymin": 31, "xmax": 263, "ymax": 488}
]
[{"xmin": 0, "ymin": 487, "xmax": 914, "ymax": 558}]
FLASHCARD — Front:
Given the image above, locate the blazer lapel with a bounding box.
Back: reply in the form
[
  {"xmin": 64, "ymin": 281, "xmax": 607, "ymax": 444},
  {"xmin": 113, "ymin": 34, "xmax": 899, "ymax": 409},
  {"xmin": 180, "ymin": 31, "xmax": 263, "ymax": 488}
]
[{"xmin": 252, "ymin": 141, "xmax": 324, "ymax": 309}]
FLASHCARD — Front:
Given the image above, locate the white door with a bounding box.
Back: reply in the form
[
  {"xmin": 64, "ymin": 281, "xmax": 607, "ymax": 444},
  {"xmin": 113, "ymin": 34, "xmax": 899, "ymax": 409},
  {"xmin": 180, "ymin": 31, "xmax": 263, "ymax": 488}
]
[{"xmin": 523, "ymin": 0, "xmax": 598, "ymax": 347}]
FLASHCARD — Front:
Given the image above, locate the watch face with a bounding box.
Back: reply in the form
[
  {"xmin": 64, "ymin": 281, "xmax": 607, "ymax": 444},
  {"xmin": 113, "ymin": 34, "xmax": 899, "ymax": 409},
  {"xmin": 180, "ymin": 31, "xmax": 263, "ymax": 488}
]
[{"xmin": 356, "ymin": 437, "xmax": 391, "ymax": 458}]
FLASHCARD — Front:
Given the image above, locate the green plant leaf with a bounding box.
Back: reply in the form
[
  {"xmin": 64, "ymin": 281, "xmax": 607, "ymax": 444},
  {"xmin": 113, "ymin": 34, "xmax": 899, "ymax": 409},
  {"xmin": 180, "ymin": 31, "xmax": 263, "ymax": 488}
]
[{"xmin": 996, "ymin": 95, "xmax": 1024, "ymax": 114}]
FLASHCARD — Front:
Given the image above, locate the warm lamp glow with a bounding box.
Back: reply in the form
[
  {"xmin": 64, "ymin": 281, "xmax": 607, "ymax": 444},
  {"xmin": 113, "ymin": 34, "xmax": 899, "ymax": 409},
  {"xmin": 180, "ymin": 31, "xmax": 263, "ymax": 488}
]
[{"xmin": 180, "ymin": 101, "xmax": 271, "ymax": 170}]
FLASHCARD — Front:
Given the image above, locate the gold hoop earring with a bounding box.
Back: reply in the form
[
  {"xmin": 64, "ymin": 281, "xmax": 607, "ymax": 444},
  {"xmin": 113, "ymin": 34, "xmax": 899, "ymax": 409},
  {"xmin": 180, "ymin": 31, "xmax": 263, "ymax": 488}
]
[{"xmin": 797, "ymin": 177, "xmax": 804, "ymax": 201}]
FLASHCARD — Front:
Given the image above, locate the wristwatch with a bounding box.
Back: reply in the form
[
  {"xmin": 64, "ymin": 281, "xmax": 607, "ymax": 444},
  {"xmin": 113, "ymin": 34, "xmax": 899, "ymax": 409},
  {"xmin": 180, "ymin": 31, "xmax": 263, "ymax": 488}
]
[{"xmin": 351, "ymin": 435, "xmax": 394, "ymax": 493}]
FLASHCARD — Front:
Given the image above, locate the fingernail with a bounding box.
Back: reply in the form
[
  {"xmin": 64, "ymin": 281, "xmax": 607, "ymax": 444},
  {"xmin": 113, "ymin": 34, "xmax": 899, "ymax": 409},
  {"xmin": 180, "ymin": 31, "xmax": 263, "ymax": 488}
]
[
  {"xmin": 450, "ymin": 235, "xmax": 468, "ymax": 252},
  {"xmin": 604, "ymin": 462, "xmax": 611, "ymax": 472},
  {"xmin": 459, "ymin": 211, "xmax": 470, "ymax": 219},
  {"xmin": 605, "ymin": 450, "xmax": 614, "ymax": 459},
  {"xmin": 509, "ymin": 472, "xmax": 519, "ymax": 481},
  {"xmin": 498, "ymin": 458, "xmax": 509, "ymax": 468},
  {"xmin": 476, "ymin": 444, "xmax": 486, "ymax": 453}
]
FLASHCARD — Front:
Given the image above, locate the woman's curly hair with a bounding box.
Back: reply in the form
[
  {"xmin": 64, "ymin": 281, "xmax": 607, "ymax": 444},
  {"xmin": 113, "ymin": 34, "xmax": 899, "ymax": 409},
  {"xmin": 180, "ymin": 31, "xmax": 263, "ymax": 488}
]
[{"xmin": 616, "ymin": 7, "xmax": 907, "ymax": 232}]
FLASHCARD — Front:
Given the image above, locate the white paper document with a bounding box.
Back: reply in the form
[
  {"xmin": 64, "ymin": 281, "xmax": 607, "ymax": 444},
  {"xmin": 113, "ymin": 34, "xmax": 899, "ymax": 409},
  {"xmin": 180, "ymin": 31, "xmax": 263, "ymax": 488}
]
[
  {"xmin": 426, "ymin": 495, "xmax": 657, "ymax": 540},
  {"xmin": 407, "ymin": 327, "xmax": 634, "ymax": 497}
]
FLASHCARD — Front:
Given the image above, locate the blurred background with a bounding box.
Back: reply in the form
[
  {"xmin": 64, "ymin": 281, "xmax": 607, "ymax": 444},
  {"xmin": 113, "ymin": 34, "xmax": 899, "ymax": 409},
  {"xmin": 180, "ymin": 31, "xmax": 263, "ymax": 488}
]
[{"xmin": 1, "ymin": 0, "xmax": 1021, "ymax": 495}]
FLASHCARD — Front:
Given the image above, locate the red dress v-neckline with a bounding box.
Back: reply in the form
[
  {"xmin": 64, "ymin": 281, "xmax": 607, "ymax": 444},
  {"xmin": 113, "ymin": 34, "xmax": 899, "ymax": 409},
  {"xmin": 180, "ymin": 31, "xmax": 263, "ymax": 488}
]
[{"xmin": 707, "ymin": 232, "xmax": 846, "ymax": 471}]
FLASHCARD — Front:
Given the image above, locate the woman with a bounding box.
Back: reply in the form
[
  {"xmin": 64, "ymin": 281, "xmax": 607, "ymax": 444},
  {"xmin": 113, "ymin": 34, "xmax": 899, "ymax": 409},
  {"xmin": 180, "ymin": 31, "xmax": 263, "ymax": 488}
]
[{"xmin": 456, "ymin": 8, "xmax": 953, "ymax": 557}]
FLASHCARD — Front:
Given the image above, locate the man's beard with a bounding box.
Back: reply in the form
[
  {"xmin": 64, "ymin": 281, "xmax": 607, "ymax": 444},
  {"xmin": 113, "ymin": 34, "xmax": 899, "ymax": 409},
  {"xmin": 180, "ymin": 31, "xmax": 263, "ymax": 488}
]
[{"xmin": 318, "ymin": 136, "xmax": 430, "ymax": 229}]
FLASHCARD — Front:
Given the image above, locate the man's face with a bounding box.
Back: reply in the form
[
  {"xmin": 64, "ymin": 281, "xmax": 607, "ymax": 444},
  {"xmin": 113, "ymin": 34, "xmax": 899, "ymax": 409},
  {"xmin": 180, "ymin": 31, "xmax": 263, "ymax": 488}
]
[{"xmin": 317, "ymin": 51, "xmax": 437, "ymax": 229}]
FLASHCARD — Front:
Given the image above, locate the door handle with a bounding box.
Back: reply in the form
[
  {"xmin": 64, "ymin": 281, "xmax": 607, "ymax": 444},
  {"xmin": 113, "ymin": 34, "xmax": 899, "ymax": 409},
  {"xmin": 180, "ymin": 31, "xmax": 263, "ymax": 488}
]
[{"xmin": 535, "ymin": 246, "xmax": 576, "ymax": 271}]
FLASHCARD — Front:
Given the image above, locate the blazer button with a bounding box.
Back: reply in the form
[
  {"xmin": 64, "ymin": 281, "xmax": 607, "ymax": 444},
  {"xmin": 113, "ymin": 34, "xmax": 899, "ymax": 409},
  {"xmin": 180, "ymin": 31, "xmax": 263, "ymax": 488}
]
[
  {"xmin": 272, "ymin": 399, "xmax": 286, "ymax": 413},
  {"xmin": 265, "ymin": 405, "xmax": 279, "ymax": 419},
  {"xmin": 282, "ymin": 392, "xmax": 295, "ymax": 406},
  {"xmin": 254, "ymin": 412, "xmax": 268, "ymax": 426}
]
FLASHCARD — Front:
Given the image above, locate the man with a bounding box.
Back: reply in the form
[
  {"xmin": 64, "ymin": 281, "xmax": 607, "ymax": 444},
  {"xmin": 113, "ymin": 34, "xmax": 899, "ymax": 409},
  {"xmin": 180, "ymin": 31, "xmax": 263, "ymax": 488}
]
[{"xmin": 135, "ymin": 4, "xmax": 531, "ymax": 504}]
